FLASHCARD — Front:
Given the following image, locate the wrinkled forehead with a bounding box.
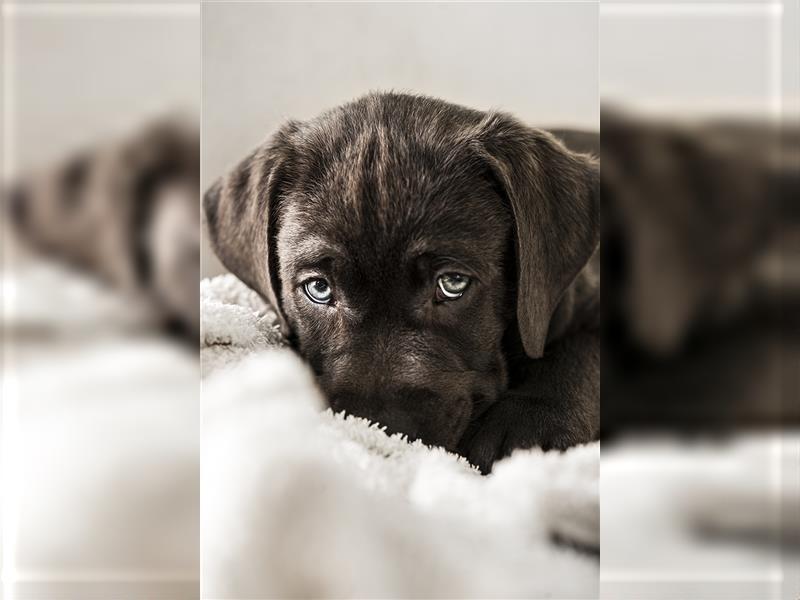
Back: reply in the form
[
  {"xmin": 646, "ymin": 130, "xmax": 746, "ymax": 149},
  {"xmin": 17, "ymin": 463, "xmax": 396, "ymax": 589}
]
[
  {"xmin": 279, "ymin": 204, "xmax": 510, "ymax": 279},
  {"xmin": 278, "ymin": 134, "xmax": 511, "ymax": 275}
]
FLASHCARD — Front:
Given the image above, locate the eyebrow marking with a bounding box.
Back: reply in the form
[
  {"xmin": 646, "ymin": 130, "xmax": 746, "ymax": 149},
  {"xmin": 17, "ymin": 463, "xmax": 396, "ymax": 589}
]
[
  {"xmin": 407, "ymin": 239, "xmax": 495, "ymax": 274},
  {"xmin": 289, "ymin": 235, "xmax": 345, "ymax": 270}
]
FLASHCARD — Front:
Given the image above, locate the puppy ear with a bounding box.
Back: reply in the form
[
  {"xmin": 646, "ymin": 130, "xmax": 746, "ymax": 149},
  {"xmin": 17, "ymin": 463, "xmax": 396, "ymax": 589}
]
[
  {"xmin": 477, "ymin": 115, "xmax": 599, "ymax": 358},
  {"xmin": 203, "ymin": 124, "xmax": 298, "ymax": 333}
]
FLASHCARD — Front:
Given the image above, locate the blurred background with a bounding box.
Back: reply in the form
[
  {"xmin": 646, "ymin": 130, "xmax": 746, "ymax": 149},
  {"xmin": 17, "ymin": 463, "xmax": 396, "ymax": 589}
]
[
  {"xmin": 1, "ymin": 2, "xmax": 200, "ymax": 599},
  {"xmin": 600, "ymin": 1, "xmax": 799, "ymax": 598}
]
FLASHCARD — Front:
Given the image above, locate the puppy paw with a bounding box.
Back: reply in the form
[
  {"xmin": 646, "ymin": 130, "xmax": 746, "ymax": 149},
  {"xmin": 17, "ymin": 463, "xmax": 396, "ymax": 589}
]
[{"xmin": 457, "ymin": 396, "xmax": 583, "ymax": 474}]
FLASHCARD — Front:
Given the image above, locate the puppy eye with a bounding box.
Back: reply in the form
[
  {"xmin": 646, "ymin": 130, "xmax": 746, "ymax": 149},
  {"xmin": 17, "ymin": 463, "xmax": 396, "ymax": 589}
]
[
  {"xmin": 303, "ymin": 278, "xmax": 333, "ymax": 304},
  {"xmin": 436, "ymin": 273, "xmax": 470, "ymax": 300}
]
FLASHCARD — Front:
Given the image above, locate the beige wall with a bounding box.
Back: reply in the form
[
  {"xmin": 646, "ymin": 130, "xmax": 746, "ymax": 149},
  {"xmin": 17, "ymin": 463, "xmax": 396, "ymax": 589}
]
[{"xmin": 7, "ymin": 4, "xmax": 200, "ymax": 175}]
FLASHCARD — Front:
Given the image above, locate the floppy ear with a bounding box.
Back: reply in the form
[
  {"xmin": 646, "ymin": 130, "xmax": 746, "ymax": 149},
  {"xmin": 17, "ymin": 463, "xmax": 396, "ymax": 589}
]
[
  {"xmin": 203, "ymin": 124, "xmax": 298, "ymax": 334},
  {"xmin": 477, "ymin": 114, "xmax": 599, "ymax": 358}
]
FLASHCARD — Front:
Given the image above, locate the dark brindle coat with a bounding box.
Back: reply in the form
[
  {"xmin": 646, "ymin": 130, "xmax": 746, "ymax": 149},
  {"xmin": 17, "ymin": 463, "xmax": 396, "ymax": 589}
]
[{"xmin": 204, "ymin": 92, "xmax": 600, "ymax": 473}]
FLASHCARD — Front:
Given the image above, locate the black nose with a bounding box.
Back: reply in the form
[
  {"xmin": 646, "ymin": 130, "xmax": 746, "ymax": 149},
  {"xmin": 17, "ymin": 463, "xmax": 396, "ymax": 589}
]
[
  {"xmin": 328, "ymin": 387, "xmax": 441, "ymax": 443},
  {"xmin": 328, "ymin": 392, "xmax": 417, "ymax": 440}
]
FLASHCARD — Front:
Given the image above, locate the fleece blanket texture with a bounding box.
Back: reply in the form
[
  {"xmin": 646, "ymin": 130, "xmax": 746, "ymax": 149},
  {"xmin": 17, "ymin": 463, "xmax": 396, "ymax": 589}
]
[
  {"xmin": 4, "ymin": 250, "xmax": 199, "ymax": 599},
  {"xmin": 201, "ymin": 274, "xmax": 600, "ymax": 599}
]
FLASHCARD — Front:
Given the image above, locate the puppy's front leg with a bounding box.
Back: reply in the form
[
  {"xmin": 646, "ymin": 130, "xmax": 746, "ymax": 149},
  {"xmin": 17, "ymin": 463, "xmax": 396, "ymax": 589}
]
[{"xmin": 458, "ymin": 330, "xmax": 600, "ymax": 474}]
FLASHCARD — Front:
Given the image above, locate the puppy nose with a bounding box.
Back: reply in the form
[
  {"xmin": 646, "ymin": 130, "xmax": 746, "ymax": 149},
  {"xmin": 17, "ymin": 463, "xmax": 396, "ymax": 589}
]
[{"xmin": 328, "ymin": 388, "xmax": 433, "ymax": 442}]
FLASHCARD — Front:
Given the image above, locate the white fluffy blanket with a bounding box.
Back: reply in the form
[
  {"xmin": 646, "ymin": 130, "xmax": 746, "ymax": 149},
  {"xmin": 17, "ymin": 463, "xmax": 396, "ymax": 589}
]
[
  {"xmin": 201, "ymin": 274, "xmax": 600, "ymax": 599},
  {"xmin": 3, "ymin": 252, "xmax": 199, "ymax": 599}
]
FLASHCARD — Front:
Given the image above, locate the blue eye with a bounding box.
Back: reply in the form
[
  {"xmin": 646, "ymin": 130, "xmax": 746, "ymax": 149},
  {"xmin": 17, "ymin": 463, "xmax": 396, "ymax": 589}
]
[
  {"xmin": 437, "ymin": 273, "xmax": 470, "ymax": 300},
  {"xmin": 304, "ymin": 278, "xmax": 333, "ymax": 304}
]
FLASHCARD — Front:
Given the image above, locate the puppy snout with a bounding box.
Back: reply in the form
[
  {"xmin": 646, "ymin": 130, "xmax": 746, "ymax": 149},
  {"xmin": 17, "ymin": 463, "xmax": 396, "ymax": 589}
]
[{"xmin": 328, "ymin": 387, "xmax": 443, "ymax": 443}]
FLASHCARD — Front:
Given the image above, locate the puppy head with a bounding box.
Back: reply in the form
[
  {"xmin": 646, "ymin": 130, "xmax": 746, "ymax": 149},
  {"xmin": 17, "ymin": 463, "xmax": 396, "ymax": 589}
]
[{"xmin": 204, "ymin": 93, "xmax": 598, "ymax": 450}]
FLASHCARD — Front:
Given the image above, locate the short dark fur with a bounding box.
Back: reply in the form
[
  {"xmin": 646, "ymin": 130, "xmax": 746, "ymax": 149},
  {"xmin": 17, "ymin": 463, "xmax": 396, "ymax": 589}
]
[{"xmin": 204, "ymin": 92, "xmax": 600, "ymax": 472}]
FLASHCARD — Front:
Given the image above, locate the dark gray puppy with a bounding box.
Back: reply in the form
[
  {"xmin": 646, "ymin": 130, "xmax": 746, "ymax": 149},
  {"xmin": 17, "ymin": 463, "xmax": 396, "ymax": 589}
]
[{"xmin": 204, "ymin": 92, "xmax": 600, "ymax": 473}]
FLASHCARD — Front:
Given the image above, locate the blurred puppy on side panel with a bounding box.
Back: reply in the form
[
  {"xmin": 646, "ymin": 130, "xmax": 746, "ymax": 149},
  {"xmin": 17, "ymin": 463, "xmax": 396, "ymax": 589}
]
[{"xmin": 5, "ymin": 116, "xmax": 201, "ymax": 341}]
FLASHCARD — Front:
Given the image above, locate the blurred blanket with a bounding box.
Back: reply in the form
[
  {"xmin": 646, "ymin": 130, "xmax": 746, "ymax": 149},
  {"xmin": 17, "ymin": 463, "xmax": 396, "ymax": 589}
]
[
  {"xmin": 201, "ymin": 274, "xmax": 600, "ymax": 599},
  {"xmin": 3, "ymin": 252, "xmax": 199, "ymax": 600}
]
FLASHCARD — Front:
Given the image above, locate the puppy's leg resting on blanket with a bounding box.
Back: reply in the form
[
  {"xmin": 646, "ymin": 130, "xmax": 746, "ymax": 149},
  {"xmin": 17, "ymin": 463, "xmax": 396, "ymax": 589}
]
[{"xmin": 459, "ymin": 330, "xmax": 600, "ymax": 474}]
